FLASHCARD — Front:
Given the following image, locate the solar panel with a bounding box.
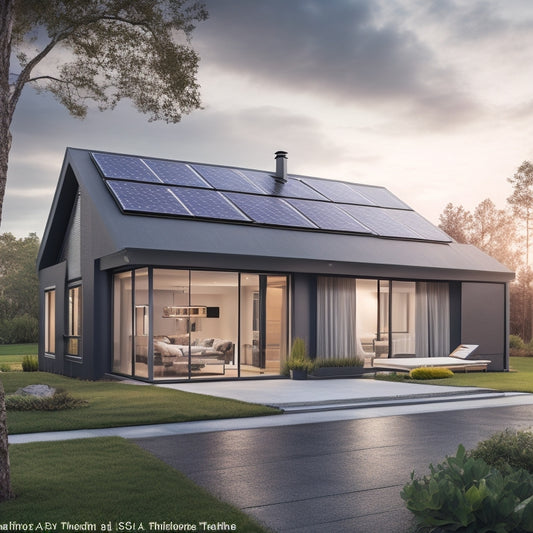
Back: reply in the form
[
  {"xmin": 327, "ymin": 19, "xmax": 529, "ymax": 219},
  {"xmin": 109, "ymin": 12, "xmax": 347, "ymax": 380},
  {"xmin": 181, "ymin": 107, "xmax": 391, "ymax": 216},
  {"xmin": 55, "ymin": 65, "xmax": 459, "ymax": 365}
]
[
  {"xmin": 240, "ymin": 170, "xmax": 328, "ymax": 200},
  {"xmin": 192, "ymin": 164, "xmax": 264, "ymax": 194},
  {"xmin": 300, "ymin": 177, "xmax": 376, "ymax": 205},
  {"xmin": 172, "ymin": 188, "xmax": 250, "ymax": 221},
  {"xmin": 339, "ymin": 205, "xmax": 421, "ymax": 239},
  {"xmin": 91, "ymin": 152, "xmax": 159, "ymax": 182},
  {"xmin": 225, "ymin": 193, "xmax": 317, "ymax": 228},
  {"xmin": 386, "ymin": 210, "xmax": 452, "ymax": 242},
  {"xmin": 106, "ymin": 181, "xmax": 191, "ymax": 216},
  {"xmin": 287, "ymin": 199, "xmax": 374, "ymax": 234},
  {"xmin": 142, "ymin": 159, "xmax": 211, "ymax": 188},
  {"xmin": 350, "ymin": 184, "xmax": 410, "ymax": 209}
]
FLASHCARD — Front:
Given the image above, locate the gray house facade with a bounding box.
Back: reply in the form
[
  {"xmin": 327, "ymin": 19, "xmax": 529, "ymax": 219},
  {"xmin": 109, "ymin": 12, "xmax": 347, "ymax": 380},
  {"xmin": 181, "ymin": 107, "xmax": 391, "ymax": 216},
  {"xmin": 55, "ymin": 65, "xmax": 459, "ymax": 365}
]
[{"xmin": 37, "ymin": 148, "xmax": 514, "ymax": 382}]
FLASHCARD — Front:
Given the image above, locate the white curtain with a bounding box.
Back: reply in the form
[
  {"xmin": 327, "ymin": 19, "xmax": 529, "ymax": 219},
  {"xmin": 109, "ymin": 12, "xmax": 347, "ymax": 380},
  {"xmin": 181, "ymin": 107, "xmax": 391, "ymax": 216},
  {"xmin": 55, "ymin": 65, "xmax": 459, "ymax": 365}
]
[
  {"xmin": 317, "ymin": 277, "xmax": 367, "ymax": 358},
  {"xmin": 415, "ymin": 282, "xmax": 450, "ymax": 357}
]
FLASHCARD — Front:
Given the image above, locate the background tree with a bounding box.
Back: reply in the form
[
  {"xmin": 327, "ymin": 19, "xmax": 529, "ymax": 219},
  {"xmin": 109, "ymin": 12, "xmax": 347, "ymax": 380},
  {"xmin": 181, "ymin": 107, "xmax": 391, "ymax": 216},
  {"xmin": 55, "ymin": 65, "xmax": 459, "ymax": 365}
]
[
  {"xmin": 0, "ymin": 0, "xmax": 208, "ymax": 226},
  {"xmin": 508, "ymin": 161, "xmax": 533, "ymax": 267},
  {"xmin": 438, "ymin": 203, "xmax": 473, "ymax": 244},
  {"xmin": 0, "ymin": 0, "xmax": 207, "ymax": 503},
  {"xmin": 0, "ymin": 232, "xmax": 40, "ymax": 343},
  {"xmin": 439, "ymin": 198, "xmax": 520, "ymax": 270}
]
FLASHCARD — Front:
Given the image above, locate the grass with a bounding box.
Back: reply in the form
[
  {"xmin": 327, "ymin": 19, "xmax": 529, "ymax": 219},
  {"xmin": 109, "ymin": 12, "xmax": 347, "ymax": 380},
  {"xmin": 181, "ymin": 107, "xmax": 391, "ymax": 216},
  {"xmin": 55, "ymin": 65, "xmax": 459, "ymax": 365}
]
[
  {"xmin": 0, "ymin": 372, "xmax": 280, "ymax": 435},
  {"xmin": 1, "ymin": 437, "xmax": 270, "ymax": 531},
  {"xmin": 375, "ymin": 356, "xmax": 533, "ymax": 392},
  {"xmin": 0, "ymin": 343, "xmax": 37, "ymax": 370}
]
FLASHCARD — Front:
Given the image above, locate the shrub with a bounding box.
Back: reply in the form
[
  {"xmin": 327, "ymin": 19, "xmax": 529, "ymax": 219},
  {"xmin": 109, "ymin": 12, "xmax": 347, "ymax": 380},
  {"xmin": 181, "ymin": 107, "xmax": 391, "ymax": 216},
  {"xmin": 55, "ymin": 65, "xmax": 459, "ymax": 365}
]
[
  {"xmin": 314, "ymin": 356, "xmax": 364, "ymax": 368},
  {"xmin": 0, "ymin": 363, "xmax": 11, "ymax": 372},
  {"xmin": 6, "ymin": 390, "xmax": 88, "ymax": 411},
  {"xmin": 401, "ymin": 444, "xmax": 533, "ymax": 532},
  {"xmin": 21, "ymin": 354, "xmax": 39, "ymax": 372},
  {"xmin": 290, "ymin": 337, "xmax": 307, "ymax": 361},
  {"xmin": 409, "ymin": 367, "xmax": 454, "ymax": 380},
  {"xmin": 510, "ymin": 335, "xmax": 526, "ymax": 350},
  {"xmin": 470, "ymin": 428, "xmax": 533, "ymax": 474},
  {"xmin": 283, "ymin": 337, "xmax": 314, "ymax": 375},
  {"xmin": 0, "ymin": 315, "xmax": 39, "ymax": 344}
]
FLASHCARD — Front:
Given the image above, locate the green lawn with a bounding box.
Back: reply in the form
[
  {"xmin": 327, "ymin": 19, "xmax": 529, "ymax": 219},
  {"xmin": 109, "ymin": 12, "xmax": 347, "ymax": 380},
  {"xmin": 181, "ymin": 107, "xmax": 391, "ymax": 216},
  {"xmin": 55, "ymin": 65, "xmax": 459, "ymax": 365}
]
[
  {"xmin": 0, "ymin": 343, "xmax": 37, "ymax": 370},
  {"xmin": 376, "ymin": 356, "xmax": 533, "ymax": 392},
  {"xmin": 1, "ymin": 372, "xmax": 280, "ymax": 434},
  {"xmin": 1, "ymin": 438, "xmax": 270, "ymax": 532}
]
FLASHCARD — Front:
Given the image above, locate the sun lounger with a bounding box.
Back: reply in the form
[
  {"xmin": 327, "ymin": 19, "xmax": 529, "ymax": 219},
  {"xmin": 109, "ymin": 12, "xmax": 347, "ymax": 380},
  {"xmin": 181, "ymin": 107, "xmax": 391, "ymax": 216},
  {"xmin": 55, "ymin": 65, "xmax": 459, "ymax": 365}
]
[{"xmin": 372, "ymin": 344, "xmax": 491, "ymax": 372}]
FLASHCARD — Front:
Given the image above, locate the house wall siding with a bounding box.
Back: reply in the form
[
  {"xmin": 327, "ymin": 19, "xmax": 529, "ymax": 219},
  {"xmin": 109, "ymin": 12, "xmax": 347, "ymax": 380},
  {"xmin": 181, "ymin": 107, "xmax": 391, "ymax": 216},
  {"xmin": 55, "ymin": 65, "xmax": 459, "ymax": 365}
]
[
  {"xmin": 461, "ymin": 282, "xmax": 507, "ymax": 371},
  {"xmin": 38, "ymin": 262, "xmax": 67, "ymax": 374}
]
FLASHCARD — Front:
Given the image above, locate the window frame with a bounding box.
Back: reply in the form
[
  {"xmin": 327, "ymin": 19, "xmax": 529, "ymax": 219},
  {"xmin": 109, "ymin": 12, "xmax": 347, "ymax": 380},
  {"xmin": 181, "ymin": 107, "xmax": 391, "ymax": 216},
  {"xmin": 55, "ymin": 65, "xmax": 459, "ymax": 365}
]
[{"xmin": 66, "ymin": 284, "xmax": 82, "ymax": 358}]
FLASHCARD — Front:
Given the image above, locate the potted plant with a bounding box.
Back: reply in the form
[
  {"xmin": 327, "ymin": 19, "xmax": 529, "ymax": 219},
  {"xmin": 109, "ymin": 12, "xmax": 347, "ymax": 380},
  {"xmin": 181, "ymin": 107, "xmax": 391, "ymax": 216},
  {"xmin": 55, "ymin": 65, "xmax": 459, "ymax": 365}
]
[{"xmin": 286, "ymin": 338, "xmax": 314, "ymax": 380}]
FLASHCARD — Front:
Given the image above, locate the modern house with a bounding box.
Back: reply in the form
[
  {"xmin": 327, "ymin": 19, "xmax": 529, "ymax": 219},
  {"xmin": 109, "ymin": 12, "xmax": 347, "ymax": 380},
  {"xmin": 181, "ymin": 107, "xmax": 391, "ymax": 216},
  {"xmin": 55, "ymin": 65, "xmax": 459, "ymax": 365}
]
[{"xmin": 37, "ymin": 148, "xmax": 514, "ymax": 382}]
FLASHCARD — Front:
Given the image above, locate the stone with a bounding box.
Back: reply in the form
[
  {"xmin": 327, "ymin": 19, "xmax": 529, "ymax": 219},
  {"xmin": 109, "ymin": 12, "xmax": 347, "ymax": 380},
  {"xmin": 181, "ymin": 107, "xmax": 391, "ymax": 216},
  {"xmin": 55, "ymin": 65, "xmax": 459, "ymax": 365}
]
[{"xmin": 15, "ymin": 385, "xmax": 55, "ymax": 398}]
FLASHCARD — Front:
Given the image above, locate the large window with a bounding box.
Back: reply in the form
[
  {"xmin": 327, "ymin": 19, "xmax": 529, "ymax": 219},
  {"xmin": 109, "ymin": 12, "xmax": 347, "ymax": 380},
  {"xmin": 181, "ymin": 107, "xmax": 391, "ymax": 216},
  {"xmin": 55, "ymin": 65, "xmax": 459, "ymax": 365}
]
[
  {"xmin": 113, "ymin": 268, "xmax": 289, "ymax": 380},
  {"xmin": 317, "ymin": 276, "xmax": 450, "ymax": 360},
  {"xmin": 66, "ymin": 285, "xmax": 82, "ymax": 356},
  {"xmin": 44, "ymin": 289, "xmax": 56, "ymax": 354}
]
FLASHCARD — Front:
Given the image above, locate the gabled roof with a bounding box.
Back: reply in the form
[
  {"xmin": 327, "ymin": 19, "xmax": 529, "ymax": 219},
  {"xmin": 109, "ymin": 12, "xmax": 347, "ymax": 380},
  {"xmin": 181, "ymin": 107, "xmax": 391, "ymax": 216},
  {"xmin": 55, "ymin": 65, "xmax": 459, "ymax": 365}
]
[
  {"xmin": 38, "ymin": 148, "xmax": 514, "ymax": 283},
  {"xmin": 89, "ymin": 150, "xmax": 452, "ymax": 243}
]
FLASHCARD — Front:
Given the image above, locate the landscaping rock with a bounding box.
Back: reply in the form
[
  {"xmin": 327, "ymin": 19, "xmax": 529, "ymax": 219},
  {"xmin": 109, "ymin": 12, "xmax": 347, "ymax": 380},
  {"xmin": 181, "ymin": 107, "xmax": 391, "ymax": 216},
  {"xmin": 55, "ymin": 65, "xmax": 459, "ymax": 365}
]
[{"xmin": 15, "ymin": 385, "xmax": 55, "ymax": 398}]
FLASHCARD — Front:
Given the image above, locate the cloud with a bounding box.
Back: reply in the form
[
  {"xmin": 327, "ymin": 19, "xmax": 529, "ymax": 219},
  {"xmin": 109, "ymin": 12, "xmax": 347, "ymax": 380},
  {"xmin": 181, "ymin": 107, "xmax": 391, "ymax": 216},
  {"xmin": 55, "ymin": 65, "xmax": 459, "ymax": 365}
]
[{"xmin": 197, "ymin": 0, "xmax": 480, "ymax": 125}]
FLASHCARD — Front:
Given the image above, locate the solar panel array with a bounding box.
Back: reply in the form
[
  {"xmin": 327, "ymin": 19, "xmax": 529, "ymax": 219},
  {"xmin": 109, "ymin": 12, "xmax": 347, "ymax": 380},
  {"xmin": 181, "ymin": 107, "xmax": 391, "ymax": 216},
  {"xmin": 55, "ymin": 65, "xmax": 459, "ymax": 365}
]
[{"xmin": 90, "ymin": 151, "xmax": 451, "ymax": 243}]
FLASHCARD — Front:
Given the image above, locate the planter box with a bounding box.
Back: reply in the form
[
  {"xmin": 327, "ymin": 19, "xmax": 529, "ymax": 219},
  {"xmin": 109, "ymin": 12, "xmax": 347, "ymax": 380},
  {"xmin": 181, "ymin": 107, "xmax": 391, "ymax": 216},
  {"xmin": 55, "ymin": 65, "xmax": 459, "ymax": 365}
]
[
  {"xmin": 311, "ymin": 366, "xmax": 371, "ymax": 378},
  {"xmin": 290, "ymin": 369, "xmax": 308, "ymax": 380}
]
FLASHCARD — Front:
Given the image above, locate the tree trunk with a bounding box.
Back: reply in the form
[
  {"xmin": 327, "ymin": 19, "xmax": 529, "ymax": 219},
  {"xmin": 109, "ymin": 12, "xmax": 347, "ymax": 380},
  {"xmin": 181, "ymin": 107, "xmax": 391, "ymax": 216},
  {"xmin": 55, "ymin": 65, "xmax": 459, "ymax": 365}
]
[
  {"xmin": 0, "ymin": 0, "xmax": 14, "ymax": 228},
  {"xmin": 0, "ymin": 0, "xmax": 14, "ymax": 502},
  {"xmin": 0, "ymin": 380, "xmax": 12, "ymax": 502}
]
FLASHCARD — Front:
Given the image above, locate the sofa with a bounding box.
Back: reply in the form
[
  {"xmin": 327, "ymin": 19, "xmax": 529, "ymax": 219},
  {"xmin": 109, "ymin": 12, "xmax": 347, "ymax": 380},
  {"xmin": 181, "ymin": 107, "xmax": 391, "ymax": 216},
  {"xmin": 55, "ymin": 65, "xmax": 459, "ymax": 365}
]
[{"xmin": 149, "ymin": 335, "xmax": 234, "ymax": 376}]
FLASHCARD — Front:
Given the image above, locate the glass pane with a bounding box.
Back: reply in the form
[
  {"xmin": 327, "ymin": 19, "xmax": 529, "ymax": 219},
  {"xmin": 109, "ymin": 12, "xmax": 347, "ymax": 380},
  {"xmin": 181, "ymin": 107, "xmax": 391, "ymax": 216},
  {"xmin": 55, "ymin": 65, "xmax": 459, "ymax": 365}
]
[
  {"xmin": 45, "ymin": 290, "xmax": 56, "ymax": 354},
  {"xmin": 377, "ymin": 280, "xmax": 390, "ymax": 358},
  {"xmin": 152, "ymin": 269, "xmax": 190, "ymax": 379},
  {"xmin": 356, "ymin": 279, "xmax": 378, "ymax": 358},
  {"xmin": 240, "ymin": 274, "xmax": 288, "ymax": 376},
  {"xmin": 190, "ymin": 271, "xmax": 238, "ymax": 378},
  {"xmin": 113, "ymin": 272, "xmax": 132, "ymax": 375},
  {"xmin": 265, "ymin": 276, "xmax": 288, "ymax": 373},
  {"xmin": 391, "ymin": 281, "xmax": 416, "ymax": 357},
  {"xmin": 134, "ymin": 268, "xmax": 149, "ymax": 378},
  {"xmin": 240, "ymin": 274, "xmax": 261, "ymax": 375},
  {"xmin": 67, "ymin": 286, "xmax": 82, "ymax": 356}
]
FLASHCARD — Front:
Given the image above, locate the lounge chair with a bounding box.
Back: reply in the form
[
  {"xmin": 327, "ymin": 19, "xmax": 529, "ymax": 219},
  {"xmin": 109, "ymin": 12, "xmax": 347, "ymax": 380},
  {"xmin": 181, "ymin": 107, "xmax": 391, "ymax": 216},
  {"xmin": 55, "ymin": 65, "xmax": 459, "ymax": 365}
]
[{"xmin": 372, "ymin": 344, "xmax": 491, "ymax": 372}]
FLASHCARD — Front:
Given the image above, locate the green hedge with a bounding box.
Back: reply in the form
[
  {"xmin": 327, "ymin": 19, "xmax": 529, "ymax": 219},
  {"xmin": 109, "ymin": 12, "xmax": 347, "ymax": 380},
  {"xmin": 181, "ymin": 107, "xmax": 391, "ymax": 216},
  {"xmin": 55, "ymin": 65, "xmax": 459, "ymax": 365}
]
[
  {"xmin": 0, "ymin": 315, "xmax": 38, "ymax": 344},
  {"xmin": 409, "ymin": 367, "xmax": 454, "ymax": 379}
]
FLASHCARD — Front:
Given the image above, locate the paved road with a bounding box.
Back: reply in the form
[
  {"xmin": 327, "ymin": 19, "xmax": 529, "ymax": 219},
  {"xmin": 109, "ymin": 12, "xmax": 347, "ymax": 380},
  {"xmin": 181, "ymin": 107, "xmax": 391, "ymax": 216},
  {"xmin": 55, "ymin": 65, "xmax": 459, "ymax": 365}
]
[{"xmin": 135, "ymin": 404, "xmax": 533, "ymax": 533}]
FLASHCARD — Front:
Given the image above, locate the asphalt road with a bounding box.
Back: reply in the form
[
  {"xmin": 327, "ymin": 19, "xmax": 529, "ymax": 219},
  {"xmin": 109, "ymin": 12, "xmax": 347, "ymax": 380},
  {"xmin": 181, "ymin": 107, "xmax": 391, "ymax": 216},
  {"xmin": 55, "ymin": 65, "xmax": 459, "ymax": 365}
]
[{"xmin": 134, "ymin": 404, "xmax": 533, "ymax": 533}]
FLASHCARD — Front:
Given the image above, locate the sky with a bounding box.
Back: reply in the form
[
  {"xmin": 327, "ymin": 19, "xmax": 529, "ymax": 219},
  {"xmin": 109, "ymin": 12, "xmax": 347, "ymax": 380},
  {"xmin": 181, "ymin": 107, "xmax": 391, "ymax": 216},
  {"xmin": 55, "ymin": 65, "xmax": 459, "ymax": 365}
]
[{"xmin": 3, "ymin": 0, "xmax": 533, "ymax": 238}]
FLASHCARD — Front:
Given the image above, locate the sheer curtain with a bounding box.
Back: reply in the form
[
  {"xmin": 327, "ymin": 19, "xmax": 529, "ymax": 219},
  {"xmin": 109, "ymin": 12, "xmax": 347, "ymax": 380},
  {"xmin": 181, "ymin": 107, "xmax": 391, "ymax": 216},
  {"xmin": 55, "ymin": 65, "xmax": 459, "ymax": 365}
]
[
  {"xmin": 415, "ymin": 282, "xmax": 450, "ymax": 357},
  {"xmin": 317, "ymin": 277, "xmax": 364, "ymax": 358}
]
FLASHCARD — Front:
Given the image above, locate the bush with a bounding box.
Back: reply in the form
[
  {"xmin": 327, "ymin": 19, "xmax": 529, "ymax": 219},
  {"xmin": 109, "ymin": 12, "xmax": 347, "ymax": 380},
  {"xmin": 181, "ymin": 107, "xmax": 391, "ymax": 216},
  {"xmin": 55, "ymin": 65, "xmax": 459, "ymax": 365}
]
[
  {"xmin": 21, "ymin": 354, "xmax": 39, "ymax": 372},
  {"xmin": 409, "ymin": 367, "xmax": 454, "ymax": 380},
  {"xmin": 401, "ymin": 444, "xmax": 533, "ymax": 532},
  {"xmin": 0, "ymin": 315, "xmax": 39, "ymax": 344},
  {"xmin": 6, "ymin": 390, "xmax": 88, "ymax": 411},
  {"xmin": 470, "ymin": 428, "xmax": 533, "ymax": 474},
  {"xmin": 510, "ymin": 335, "xmax": 526, "ymax": 350}
]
